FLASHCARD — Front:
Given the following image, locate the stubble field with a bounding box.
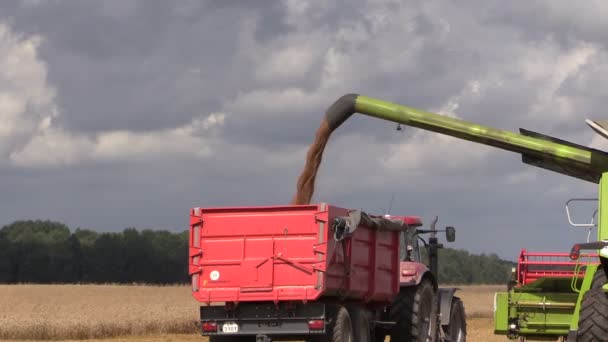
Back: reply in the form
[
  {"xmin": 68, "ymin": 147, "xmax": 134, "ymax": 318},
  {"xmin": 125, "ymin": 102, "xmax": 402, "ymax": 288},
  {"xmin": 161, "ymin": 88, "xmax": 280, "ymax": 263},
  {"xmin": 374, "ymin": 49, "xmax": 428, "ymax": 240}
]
[{"xmin": 0, "ymin": 284, "xmax": 505, "ymax": 341}]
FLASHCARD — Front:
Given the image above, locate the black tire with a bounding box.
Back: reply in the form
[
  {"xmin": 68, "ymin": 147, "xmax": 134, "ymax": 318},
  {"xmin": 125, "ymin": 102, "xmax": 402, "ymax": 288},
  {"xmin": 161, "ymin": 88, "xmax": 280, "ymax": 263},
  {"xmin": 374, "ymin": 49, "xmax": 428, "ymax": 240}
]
[
  {"xmin": 373, "ymin": 330, "xmax": 386, "ymax": 342},
  {"xmin": 389, "ymin": 280, "xmax": 435, "ymax": 342},
  {"xmin": 442, "ymin": 297, "xmax": 466, "ymax": 342},
  {"xmin": 576, "ymin": 287, "xmax": 608, "ymax": 342},
  {"xmin": 313, "ymin": 306, "xmax": 354, "ymax": 342},
  {"xmin": 590, "ymin": 267, "xmax": 607, "ymax": 290},
  {"xmin": 348, "ymin": 307, "xmax": 370, "ymax": 342},
  {"xmin": 332, "ymin": 307, "xmax": 354, "ymax": 342}
]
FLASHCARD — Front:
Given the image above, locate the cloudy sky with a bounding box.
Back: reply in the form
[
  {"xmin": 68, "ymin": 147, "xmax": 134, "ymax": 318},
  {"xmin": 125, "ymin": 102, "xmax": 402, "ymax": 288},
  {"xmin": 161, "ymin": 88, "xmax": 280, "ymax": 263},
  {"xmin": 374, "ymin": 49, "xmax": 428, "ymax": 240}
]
[{"xmin": 1, "ymin": 0, "xmax": 608, "ymax": 259}]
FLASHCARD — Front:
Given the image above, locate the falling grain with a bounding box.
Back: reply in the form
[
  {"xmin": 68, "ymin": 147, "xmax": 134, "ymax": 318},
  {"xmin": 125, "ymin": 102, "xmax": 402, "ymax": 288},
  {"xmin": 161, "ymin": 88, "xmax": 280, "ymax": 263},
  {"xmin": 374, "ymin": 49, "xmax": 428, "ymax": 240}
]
[{"xmin": 292, "ymin": 120, "xmax": 332, "ymax": 205}]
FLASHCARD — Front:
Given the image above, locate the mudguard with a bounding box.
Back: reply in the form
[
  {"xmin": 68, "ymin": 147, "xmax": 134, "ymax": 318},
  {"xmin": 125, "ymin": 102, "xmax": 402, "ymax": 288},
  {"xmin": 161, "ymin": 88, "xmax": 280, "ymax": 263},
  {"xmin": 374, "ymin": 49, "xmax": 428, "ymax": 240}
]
[{"xmin": 438, "ymin": 287, "xmax": 460, "ymax": 326}]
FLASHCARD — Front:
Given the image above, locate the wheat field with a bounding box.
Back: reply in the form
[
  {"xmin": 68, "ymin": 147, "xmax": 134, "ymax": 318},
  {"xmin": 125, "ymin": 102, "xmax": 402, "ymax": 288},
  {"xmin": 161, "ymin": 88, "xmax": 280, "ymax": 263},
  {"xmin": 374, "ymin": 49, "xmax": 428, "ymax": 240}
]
[{"xmin": 0, "ymin": 284, "xmax": 506, "ymax": 341}]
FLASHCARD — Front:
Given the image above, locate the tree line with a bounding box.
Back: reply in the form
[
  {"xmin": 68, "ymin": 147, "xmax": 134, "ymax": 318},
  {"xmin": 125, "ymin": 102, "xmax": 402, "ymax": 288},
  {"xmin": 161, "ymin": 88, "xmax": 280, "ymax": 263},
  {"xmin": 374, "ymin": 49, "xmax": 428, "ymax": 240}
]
[
  {"xmin": 436, "ymin": 248, "xmax": 515, "ymax": 284},
  {"xmin": 0, "ymin": 220, "xmax": 514, "ymax": 284},
  {"xmin": 0, "ymin": 220, "xmax": 188, "ymax": 284}
]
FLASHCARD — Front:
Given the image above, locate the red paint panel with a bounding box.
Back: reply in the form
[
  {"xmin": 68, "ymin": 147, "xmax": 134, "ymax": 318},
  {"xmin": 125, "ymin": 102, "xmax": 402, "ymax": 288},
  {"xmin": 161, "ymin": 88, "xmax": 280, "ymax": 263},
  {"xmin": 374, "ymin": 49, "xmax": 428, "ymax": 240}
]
[{"xmin": 189, "ymin": 204, "xmax": 401, "ymax": 305}]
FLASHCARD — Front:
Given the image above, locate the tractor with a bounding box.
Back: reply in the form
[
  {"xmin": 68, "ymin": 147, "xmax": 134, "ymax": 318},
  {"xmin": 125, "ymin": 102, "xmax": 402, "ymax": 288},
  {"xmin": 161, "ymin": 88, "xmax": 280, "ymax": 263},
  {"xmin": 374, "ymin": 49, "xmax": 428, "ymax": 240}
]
[{"xmin": 385, "ymin": 215, "xmax": 466, "ymax": 342}]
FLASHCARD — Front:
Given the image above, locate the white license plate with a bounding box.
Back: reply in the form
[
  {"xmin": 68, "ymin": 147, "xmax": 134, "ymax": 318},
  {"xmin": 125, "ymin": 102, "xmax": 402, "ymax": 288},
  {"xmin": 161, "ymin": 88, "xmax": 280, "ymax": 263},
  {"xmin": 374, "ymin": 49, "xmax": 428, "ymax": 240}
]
[{"xmin": 222, "ymin": 322, "xmax": 239, "ymax": 333}]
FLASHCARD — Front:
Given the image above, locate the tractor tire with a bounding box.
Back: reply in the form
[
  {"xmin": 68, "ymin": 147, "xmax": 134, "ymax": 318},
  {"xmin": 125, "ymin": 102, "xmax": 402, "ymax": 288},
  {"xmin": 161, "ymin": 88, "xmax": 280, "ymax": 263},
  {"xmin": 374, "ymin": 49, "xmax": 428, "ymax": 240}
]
[
  {"xmin": 442, "ymin": 297, "xmax": 466, "ymax": 342},
  {"xmin": 313, "ymin": 306, "xmax": 354, "ymax": 342},
  {"xmin": 389, "ymin": 279, "xmax": 435, "ymax": 342},
  {"xmin": 590, "ymin": 267, "xmax": 607, "ymax": 290},
  {"xmin": 576, "ymin": 287, "xmax": 608, "ymax": 342},
  {"xmin": 348, "ymin": 307, "xmax": 371, "ymax": 342}
]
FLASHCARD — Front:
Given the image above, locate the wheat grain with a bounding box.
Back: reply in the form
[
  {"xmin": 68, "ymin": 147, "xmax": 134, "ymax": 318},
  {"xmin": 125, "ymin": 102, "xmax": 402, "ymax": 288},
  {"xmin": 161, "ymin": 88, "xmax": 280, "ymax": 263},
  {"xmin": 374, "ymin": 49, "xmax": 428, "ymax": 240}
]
[{"xmin": 0, "ymin": 284, "xmax": 504, "ymax": 340}]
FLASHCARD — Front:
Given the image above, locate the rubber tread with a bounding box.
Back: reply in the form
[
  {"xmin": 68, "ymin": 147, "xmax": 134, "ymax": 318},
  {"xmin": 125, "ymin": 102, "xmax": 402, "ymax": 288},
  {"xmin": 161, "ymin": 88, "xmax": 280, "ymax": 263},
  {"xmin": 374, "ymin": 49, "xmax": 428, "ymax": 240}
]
[
  {"xmin": 590, "ymin": 267, "xmax": 607, "ymax": 290},
  {"xmin": 577, "ymin": 288, "xmax": 608, "ymax": 341},
  {"xmin": 389, "ymin": 280, "xmax": 435, "ymax": 342}
]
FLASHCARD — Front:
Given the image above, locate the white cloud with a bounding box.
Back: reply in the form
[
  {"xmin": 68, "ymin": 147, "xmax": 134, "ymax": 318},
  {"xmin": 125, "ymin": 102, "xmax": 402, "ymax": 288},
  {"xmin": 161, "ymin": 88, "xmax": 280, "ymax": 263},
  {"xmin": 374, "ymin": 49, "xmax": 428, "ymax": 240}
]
[
  {"xmin": 0, "ymin": 22, "xmax": 225, "ymax": 168},
  {"xmin": 255, "ymin": 45, "xmax": 319, "ymax": 82},
  {"xmin": 522, "ymin": 42, "xmax": 597, "ymax": 120},
  {"xmin": 10, "ymin": 113, "xmax": 225, "ymax": 167},
  {"xmin": 0, "ymin": 23, "xmax": 56, "ymax": 156}
]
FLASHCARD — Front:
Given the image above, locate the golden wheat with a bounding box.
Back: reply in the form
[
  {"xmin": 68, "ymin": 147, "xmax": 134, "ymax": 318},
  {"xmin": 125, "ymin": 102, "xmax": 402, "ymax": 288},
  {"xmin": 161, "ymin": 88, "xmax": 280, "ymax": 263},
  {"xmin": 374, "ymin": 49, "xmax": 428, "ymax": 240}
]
[
  {"xmin": 0, "ymin": 284, "xmax": 199, "ymax": 340},
  {"xmin": 0, "ymin": 284, "xmax": 503, "ymax": 341},
  {"xmin": 451, "ymin": 284, "xmax": 504, "ymax": 318}
]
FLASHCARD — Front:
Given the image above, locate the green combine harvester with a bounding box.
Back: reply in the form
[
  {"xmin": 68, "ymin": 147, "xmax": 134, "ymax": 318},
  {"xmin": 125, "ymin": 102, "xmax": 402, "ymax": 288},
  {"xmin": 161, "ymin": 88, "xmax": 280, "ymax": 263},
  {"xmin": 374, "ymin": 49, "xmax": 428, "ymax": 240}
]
[{"xmin": 321, "ymin": 94, "xmax": 608, "ymax": 341}]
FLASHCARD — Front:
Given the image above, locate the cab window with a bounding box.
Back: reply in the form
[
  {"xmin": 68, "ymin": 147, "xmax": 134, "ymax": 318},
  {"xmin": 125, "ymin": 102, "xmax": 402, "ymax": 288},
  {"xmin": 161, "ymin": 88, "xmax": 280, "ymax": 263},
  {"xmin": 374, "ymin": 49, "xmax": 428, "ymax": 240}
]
[{"xmin": 400, "ymin": 229, "xmax": 421, "ymax": 262}]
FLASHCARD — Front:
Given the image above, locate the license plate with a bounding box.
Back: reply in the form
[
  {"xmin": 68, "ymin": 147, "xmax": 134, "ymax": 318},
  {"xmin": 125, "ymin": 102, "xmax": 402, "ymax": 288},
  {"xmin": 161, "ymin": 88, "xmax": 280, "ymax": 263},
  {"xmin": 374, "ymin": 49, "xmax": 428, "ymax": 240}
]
[{"xmin": 222, "ymin": 322, "xmax": 239, "ymax": 333}]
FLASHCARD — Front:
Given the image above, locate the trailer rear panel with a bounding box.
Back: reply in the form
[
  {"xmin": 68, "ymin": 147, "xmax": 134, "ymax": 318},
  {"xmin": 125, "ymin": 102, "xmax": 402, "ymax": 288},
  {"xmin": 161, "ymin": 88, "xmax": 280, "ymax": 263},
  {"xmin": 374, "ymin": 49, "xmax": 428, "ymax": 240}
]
[{"xmin": 189, "ymin": 203, "xmax": 400, "ymax": 304}]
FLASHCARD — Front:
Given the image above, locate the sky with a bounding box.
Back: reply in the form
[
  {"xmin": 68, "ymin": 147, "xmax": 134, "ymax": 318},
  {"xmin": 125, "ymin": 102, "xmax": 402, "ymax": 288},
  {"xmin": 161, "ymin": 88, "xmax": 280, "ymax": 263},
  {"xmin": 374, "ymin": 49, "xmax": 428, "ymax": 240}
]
[{"xmin": 1, "ymin": 0, "xmax": 608, "ymax": 260}]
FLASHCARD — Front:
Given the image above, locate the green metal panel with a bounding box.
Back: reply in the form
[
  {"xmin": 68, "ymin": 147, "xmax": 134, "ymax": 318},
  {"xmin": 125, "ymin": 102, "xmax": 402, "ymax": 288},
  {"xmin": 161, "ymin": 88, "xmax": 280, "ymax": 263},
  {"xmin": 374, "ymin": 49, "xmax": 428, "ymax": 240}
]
[
  {"xmin": 599, "ymin": 173, "xmax": 608, "ymax": 241},
  {"xmin": 495, "ymin": 290, "xmax": 580, "ymax": 337},
  {"xmin": 494, "ymin": 292, "xmax": 509, "ymax": 334}
]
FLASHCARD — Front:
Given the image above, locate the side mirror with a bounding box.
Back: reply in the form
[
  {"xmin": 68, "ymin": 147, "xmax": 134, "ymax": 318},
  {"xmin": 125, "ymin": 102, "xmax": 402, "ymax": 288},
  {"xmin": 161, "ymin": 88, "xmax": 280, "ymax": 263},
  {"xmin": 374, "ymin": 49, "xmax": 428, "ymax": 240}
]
[{"xmin": 445, "ymin": 226, "xmax": 456, "ymax": 242}]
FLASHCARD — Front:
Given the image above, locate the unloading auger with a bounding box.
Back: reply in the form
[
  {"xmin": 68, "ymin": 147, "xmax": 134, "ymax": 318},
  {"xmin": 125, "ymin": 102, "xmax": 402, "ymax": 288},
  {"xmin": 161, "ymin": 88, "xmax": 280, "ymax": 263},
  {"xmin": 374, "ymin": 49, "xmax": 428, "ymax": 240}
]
[{"xmin": 307, "ymin": 93, "xmax": 608, "ymax": 341}]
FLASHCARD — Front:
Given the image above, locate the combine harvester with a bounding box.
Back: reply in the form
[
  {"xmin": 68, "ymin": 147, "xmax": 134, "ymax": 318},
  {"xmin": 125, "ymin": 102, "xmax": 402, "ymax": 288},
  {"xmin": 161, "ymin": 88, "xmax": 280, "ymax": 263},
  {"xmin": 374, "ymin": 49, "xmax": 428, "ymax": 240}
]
[
  {"xmin": 191, "ymin": 94, "xmax": 608, "ymax": 341},
  {"xmin": 303, "ymin": 94, "xmax": 608, "ymax": 341}
]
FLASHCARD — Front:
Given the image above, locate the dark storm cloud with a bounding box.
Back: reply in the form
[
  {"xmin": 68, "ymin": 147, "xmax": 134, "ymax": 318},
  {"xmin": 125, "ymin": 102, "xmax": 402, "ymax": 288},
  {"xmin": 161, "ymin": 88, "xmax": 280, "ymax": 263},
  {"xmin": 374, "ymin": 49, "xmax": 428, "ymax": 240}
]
[
  {"xmin": 0, "ymin": 0, "xmax": 606, "ymax": 259},
  {"xmin": 0, "ymin": 1, "xmax": 284, "ymax": 132}
]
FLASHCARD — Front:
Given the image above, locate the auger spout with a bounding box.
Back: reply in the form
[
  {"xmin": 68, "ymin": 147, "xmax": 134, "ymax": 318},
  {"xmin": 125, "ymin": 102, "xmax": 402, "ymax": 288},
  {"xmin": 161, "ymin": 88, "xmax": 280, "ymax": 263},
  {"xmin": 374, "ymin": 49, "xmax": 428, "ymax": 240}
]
[
  {"xmin": 326, "ymin": 94, "xmax": 608, "ymax": 183},
  {"xmin": 292, "ymin": 93, "xmax": 608, "ymax": 204}
]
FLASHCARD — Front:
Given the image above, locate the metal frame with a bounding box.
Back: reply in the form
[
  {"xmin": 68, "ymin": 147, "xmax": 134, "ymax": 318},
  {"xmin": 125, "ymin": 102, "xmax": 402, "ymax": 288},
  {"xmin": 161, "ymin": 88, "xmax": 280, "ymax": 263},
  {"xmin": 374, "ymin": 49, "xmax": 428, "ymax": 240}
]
[{"xmin": 565, "ymin": 198, "xmax": 598, "ymax": 228}]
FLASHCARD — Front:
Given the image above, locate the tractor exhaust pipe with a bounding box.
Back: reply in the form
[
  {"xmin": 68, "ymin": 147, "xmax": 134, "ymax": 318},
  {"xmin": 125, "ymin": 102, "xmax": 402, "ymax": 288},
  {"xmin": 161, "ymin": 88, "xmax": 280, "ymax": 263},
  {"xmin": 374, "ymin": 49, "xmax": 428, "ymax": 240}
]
[{"xmin": 293, "ymin": 94, "xmax": 608, "ymax": 204}]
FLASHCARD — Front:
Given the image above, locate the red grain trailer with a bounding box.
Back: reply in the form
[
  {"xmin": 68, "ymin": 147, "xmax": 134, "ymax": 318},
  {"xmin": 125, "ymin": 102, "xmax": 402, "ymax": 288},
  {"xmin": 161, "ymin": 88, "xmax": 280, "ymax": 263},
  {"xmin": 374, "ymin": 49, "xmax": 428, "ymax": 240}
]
[{"xmin": 189, "ymin": 203, "xmax": 464, "ymax": 342}]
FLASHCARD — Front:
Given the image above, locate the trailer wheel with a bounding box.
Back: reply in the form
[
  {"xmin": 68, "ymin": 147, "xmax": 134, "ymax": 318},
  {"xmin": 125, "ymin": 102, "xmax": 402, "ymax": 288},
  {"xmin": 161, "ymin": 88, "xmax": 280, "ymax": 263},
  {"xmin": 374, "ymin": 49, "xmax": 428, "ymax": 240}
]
[
  {"xmin": 333, "ymin": 307, "xmax": 354, "ymax": 342},
  {"xmin": 576, "ymin": 287, "xmax": 608, "ymax": 341},
  {"xmin": 348, "ymin": 307, "xmax": 370, "ymax": 342},
  {"xmin": 442, "ymin": 297, "xmax": 466, "ymax": 342},
  {"xmin": 389, "ymin": 279, "xmax": 435, "ymax": 342},
  {"xmin": 313, "ymin": 306, "xmax": 354, "ymax": 342}
]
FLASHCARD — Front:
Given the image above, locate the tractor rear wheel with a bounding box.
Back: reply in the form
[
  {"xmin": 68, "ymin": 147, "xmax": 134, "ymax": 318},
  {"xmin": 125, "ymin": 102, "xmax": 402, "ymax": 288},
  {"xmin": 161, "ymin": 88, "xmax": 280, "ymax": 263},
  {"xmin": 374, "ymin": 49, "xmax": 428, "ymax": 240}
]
[
  {"xmin": 576, "ymin": 287, "xmax": 608, "ymax": 341},
  {"xmin": 389, "ymin": 280, "xmax": 435, "ymax": 342},
  {"xmin": 442, "ymin": 297, "xmax": 466, "ymax": 342}
]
